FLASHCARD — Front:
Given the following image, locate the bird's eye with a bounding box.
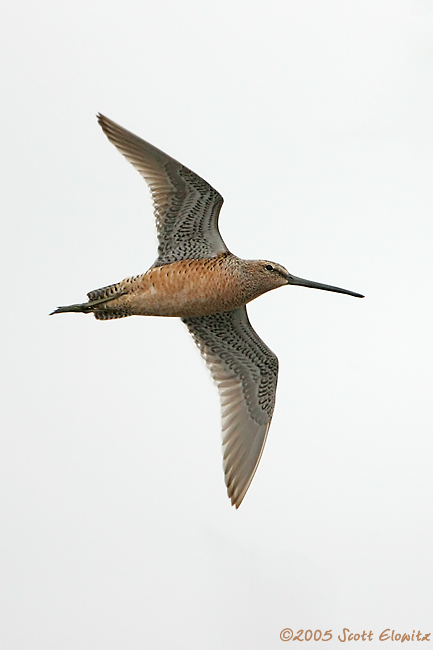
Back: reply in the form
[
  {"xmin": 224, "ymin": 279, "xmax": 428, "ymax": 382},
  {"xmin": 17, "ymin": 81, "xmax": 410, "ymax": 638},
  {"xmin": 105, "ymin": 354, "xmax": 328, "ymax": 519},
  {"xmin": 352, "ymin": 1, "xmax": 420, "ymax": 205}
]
[{"xmin": 265, "ymin": 264, "xmax": 274, "ymax": 271}]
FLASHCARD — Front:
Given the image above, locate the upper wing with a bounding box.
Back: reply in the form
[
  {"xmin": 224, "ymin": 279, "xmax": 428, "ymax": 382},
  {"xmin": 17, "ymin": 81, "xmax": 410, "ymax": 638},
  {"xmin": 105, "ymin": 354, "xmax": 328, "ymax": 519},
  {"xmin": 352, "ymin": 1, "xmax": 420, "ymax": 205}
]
[
  {"xmin": 182, "ymin": 306, "xmax": 279, "ymax": 508},
  {"xmin": 97, "ymin": 114, "xmax": 228, "ymax": 266}
]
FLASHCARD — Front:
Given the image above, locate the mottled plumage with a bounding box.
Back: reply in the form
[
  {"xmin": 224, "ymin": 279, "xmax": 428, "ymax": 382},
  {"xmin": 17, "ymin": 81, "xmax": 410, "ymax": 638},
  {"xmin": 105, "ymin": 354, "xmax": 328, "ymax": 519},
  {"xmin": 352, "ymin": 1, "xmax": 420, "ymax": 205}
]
[{"xmin": 52, "ymin": 114, "xmax": 363, "ymax": 507}]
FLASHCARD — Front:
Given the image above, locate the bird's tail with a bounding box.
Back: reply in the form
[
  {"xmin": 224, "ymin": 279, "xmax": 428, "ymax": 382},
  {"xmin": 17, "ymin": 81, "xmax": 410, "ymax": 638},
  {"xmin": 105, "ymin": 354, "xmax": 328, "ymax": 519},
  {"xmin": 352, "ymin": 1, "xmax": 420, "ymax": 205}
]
[
  {"xmin": 50, "ymin": 302, "xmax": 93, "ymax": 315},
  {"xmin": 50, "ymin": 282, "xmax": 130, "ymax": 319}
]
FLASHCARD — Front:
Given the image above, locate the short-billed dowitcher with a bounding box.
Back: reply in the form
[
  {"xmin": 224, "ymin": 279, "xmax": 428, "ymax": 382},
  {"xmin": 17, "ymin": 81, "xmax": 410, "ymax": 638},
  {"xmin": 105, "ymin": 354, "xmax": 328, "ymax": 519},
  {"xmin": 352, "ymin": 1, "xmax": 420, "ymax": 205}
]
[{"xmin": 52, "ymin": 114, "xmax": 363, "ymax": 507}]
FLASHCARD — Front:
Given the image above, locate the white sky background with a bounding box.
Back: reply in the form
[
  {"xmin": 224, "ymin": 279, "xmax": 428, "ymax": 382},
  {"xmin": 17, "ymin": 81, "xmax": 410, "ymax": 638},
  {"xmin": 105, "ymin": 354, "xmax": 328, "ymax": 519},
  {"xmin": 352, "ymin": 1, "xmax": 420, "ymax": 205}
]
[{"xmin": 1, "ymin": 0, "xmax": 433, "ymax": 647}]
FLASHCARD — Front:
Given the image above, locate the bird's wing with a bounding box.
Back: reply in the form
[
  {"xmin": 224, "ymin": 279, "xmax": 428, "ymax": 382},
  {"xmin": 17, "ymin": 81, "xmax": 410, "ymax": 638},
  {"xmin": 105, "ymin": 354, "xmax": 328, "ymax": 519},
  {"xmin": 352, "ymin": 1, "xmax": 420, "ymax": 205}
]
[
  {"xmin": 182, "ymin": 306, "xmax": 278, "ymax": 508},
  {"xmin": 97, "ymin": 114, "xmax": 228, "ymax": 266}
]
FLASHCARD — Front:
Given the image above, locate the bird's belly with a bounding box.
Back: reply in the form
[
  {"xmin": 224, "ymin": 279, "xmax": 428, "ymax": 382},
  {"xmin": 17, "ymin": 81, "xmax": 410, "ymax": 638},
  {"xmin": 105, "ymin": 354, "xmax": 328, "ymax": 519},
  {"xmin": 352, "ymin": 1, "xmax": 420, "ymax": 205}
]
[{"xmin": 120, "ymin": 260, "xmax": 246, "ymax": 318}]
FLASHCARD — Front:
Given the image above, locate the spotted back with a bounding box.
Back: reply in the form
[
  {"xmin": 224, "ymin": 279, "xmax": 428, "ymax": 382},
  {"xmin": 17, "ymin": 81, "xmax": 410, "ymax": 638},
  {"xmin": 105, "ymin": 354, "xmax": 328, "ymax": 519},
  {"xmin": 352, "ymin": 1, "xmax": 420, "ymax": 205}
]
[{"xmin": 97, "ymin": 114, "xmax": 228, "ymax": 266}]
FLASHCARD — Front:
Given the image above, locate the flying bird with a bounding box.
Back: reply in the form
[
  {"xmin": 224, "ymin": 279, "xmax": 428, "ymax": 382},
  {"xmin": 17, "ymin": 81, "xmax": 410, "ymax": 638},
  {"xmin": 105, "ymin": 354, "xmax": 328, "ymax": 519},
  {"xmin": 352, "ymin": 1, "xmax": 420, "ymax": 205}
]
[{"xmin": 52, "ymin": 114, "xmax": 363, "ymax": 507}]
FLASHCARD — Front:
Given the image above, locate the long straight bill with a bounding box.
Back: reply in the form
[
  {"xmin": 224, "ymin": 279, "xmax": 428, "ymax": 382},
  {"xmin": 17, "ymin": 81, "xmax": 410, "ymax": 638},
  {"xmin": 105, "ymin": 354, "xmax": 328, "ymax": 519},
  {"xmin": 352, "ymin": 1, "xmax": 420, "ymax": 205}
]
[{"xmin": 287, "ymin": 275, "xmax": 364, "ymax": 298}]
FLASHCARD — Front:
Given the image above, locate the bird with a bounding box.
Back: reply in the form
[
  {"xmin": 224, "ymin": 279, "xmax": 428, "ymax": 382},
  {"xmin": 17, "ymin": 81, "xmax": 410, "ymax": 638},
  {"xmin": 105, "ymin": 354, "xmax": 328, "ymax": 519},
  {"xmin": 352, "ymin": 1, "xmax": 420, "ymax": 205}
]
[{"xmin": 52, "ymin": 114, "xmax": 363, "ymax": 508}]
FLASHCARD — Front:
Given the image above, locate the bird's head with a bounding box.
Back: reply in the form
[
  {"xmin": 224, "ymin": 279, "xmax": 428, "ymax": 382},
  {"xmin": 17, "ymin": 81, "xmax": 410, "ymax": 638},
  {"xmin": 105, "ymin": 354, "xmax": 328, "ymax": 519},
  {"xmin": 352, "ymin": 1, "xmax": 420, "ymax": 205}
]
[{"xmin": 250, "ymin": 260, "xmax": 364, "ymax": 298}]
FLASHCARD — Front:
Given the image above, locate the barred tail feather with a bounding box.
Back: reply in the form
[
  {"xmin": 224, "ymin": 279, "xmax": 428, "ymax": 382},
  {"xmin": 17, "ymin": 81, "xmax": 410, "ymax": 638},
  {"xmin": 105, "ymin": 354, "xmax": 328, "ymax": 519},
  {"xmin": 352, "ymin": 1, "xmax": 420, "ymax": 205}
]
[
  {"xmin": 87, "ymin": 281, "xmax": 123, "ymax": 302},
  {"xmin": 50, "ymin": 282, "xmax": 129, "ymax": 319},
  {"xmin": 93, "ymin": 309, "xmax": 130, "ymax": 320}
]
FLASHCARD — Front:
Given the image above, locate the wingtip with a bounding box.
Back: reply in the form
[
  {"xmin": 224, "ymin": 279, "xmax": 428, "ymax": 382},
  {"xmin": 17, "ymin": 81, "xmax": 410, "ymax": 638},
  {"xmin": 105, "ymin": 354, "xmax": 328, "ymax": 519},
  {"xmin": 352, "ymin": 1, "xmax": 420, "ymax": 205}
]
[
  {"xmin": 97, "ymin": 113, "xmax": 115, "ymax": 133},
  {"xmin": 231, "ymin": 496, "xmax": 246, "ymax": 509},
  {"xmin": 96, "ymin": 112, "xmax": 107, "ymax": 128},
  {"xmin": 229, "ymin": 489, "xmax": 246, "ymax": 509}
]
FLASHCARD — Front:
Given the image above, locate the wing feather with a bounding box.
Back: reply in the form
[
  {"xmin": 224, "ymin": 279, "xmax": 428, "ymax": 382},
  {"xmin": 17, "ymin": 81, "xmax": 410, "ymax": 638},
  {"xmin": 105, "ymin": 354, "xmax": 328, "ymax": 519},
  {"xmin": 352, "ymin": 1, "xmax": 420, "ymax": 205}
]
[
  {"xmin": 97, "ymin": 114, "xmax": 227, "ymax": 265},
  {"xmin": 183, "ymin": 306, "xmax": 278, "ymax": 507}
]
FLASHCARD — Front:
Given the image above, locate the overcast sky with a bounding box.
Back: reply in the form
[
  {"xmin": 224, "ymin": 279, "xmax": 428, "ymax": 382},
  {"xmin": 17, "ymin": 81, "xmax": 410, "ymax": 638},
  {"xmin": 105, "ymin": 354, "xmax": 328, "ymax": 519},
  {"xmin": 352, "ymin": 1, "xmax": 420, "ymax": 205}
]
[{"xmin": 1, "ymin": 0, "xmax": 433, "ymax": 648}]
